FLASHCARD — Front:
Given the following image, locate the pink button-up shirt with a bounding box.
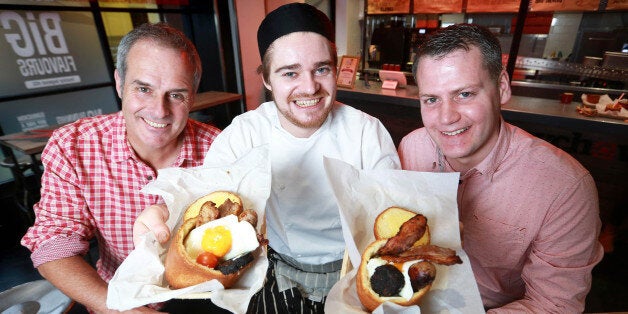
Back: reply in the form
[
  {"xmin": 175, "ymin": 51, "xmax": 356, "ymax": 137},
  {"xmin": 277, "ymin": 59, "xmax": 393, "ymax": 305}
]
[
  {"xmin": 398, "ymin": 120, "xmax": 603, "ymax": 313},
  {"xmin": 22, "ymin": 112, "xmax": 220, "ymax": 282}
]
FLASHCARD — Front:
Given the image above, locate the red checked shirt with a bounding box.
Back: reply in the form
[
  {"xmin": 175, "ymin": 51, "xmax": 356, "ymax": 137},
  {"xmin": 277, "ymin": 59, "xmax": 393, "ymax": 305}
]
[{"xmin": 22, "ymin": 112, "xmax": 220, "ymax": 282}]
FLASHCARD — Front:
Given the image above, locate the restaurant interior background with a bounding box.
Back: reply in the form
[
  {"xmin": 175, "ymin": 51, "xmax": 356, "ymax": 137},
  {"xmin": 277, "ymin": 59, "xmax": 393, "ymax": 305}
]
[{"xmin": 0, "ymin": 0, "xmax": 627, "ymax": 312}]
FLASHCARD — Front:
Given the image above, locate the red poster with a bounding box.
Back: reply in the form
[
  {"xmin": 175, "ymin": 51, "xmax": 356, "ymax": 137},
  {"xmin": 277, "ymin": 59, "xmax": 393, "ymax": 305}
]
[
  {"xmin": 465, "ymin": 0, "xmax": 521, "ymax": 12},
  {"xmin": 606, "ymin": 0, "xmax": 628, "ymax": 10},
  {"xmin": 414, "ymin": 0, "xmax": 463, "ymax": 13},
  {"xmin": 530, "ymin": 0, "xmax": 599, "ymax": 11},
  {"xmin": 367, "ymin": 0, "xmax": 411, "ymax": 14}
]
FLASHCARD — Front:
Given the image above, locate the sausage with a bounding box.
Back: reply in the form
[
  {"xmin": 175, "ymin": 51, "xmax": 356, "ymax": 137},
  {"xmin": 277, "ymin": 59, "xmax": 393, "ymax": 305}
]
[{"xmin": 408, "ymin": 261, "xmax": 436, "ymax": 292}]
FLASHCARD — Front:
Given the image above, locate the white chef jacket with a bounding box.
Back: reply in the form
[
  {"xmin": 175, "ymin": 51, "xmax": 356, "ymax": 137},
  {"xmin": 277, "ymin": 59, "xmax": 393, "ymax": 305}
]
[{"xmin": 204, "ymin": 101, "xmax": 400, "ymax": 265}]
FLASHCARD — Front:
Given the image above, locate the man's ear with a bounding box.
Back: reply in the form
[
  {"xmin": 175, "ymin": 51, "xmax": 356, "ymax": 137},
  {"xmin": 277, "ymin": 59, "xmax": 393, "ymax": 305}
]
[
  {"xmin": 262, "ymin": 77, "xmax": 272, "ymax": 92},
  {"xmin": 114, "ymin": 69, "xmax": 123, "ymax": 98},
  {"xmin": 498, "ymin": 70, "xmax": 511, "ymax": 107}
]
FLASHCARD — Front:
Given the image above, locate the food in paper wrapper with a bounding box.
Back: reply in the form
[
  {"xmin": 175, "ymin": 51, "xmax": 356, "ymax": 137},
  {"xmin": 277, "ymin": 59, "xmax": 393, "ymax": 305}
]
[
  {"xmin": 578, "ymin": 94, "xmax": 628, "ymax": 120},
  {"xmin": 357, "ymin": 206, "xmax": 462, "ymax": 311},
  {"xmin": 164, "ymin": 191, "xmax": 263, "ymax": 289}
]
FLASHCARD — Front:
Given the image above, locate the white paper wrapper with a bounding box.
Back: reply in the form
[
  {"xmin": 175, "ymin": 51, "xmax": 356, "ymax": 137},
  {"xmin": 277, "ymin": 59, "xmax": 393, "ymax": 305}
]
[
  {"xmin": 107, "ymin": 146, "xmax": 271, "ymax": 313},
  {"xmin": 581, "ymin": 94, "xmax": 628, "ymax": 118},
  {"xmin": 322, "ymin": 157, "xmax": 485, "ymax": 313}
]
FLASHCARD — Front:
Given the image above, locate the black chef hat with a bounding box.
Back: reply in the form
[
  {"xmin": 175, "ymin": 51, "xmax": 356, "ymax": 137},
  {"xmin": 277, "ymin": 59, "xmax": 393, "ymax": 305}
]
[{"xmin": 257, "ymin": 3, "xmax": 334, "ymax": 59}]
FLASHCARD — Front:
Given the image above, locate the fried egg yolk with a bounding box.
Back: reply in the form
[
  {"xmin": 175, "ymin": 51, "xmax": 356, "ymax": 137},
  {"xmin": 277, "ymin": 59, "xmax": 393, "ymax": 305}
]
[
  {"xmin": 185, "ymin": 215, "xmax": 258, "ymax": 261},
  {"xmin": 201, "ymin": 225, "xmax": 232, "ymax": 258}
]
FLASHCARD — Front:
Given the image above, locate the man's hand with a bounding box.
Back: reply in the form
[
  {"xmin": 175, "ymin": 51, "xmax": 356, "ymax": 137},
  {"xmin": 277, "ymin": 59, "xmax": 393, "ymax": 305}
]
[{"xmin": 133, "ymin": 204, "xmax": 171, "ymax": 247}]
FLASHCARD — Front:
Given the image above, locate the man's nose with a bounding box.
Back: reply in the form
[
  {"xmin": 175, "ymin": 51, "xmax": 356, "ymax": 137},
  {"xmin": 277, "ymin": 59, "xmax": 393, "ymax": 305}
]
[
  {"xmin": 300, "ymin": 73, "xmax": 319, "ymax": 95},
  {"xmin": 439, "ymin": 99, "xmax": 461, "ymax": 125},
  {"xmin": 149, "ymin": 95, "xmax": 169, "ymax": 117}
]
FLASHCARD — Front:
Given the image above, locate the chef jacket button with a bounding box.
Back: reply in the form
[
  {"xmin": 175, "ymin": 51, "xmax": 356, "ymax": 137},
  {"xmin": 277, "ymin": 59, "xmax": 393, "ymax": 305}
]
[{"xmin": 279, "ymin": 185, "xmax": 285, "ymax": 190}]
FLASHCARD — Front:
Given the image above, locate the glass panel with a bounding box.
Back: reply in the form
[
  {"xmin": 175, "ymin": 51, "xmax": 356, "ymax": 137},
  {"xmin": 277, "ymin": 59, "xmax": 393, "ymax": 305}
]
[
  {"xmin": 0, "ymin": 0, "xmax": 89, "ymax": 7},
  {"xmin": 466, "ymin": 13, "xmax": 518, "ymax": 62},
  {"xmin": 101, "ymin": 12, "xmax": 161, "ymax": 63},
  {"xmin": 511, "ymin": 11, "xmax": 628, "ymax": 99},
  {"xmin": 98, "ymin": 0, "xmax": 188, "ymax": 9},
  {"xmin": 0, "ymin": 150, "xmax": 11, "ymax": 184},
  {"xmin": 0, "ymin": 10, "xmax": 112, "ymax": 98},
  {"xmin": 0, "ymin": 87, "xmax": 119, "ymax": 134}
]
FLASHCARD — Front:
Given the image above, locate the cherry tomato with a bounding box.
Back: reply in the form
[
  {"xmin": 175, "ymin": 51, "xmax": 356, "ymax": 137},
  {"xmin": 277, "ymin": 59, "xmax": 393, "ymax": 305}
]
[{"xmin": 196, "ymin": 252, "xmax": 219, "ymax": 268}]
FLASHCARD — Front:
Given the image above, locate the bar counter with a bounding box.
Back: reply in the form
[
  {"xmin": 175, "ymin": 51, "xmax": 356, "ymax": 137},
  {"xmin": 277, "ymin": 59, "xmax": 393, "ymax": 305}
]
[{"xmin": 337, "ymin": 82, "xmax": 628, "ymax": 145}]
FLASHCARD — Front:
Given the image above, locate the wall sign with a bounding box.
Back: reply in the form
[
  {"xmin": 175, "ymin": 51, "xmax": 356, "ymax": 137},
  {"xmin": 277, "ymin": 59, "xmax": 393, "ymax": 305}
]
[
  {"xmin": 0, "ymin": 10, "xmax": 111, "ymax": 98},
  {"xmin": 337, "ymin": 56, "xmax": 360, "ymax": 88},
  {"xmin": 465, "ymin": 0, "xmax": 521, "ymax": 12},
  {"xmin": 367, "ymin": 0, "xmax": 410, "ymax": 14},
  {"xmin": 413, "ymin": 0, "xmax": 463, "ymax": 13},
  {"xmin": 606, "ymin": 0, "xmax": 628, "ymax": 10},
  {"xmin": 530, "ymin": 0, "xmax": 600, "ymax": 11}
]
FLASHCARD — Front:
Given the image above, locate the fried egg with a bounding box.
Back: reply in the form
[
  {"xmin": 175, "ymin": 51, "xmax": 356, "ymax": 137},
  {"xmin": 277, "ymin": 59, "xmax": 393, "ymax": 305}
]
[
  {"xmin": 184, "ymin": 214, "xmax": 258, "ymax": 261},
  {"xmin": 366, "ymin": 257, "xmax": 419, "ymax": 300}
]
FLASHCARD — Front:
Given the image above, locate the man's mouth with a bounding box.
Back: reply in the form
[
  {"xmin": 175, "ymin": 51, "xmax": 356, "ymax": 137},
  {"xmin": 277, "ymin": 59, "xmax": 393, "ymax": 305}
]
[
  {"xmin": 293, "ymin": 98, "xmax": 320, "ymax": 108},
  {"xmin": 441, "ymin": 127, "xmax": 469, "ymax": 136},
  {"xmin": 143, "ymin": 118, "xmax": 167, "ymax": 128}
]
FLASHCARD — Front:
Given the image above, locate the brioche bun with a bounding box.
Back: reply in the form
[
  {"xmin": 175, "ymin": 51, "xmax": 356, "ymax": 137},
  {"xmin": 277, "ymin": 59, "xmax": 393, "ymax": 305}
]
[
  {"xmin": 374, "ymin": 207, "xmax": 430, "ymax": 246},
  {"xmin": 357, "ymin": 239, "xmax": 433, "ymax": 312},
  {"xmin": 357, "ymin": 207, "xmax": 432, "ymax": 311},
  {"xmin": 164, "ymin": 191, "xmax": 254, "ymax": 289}
]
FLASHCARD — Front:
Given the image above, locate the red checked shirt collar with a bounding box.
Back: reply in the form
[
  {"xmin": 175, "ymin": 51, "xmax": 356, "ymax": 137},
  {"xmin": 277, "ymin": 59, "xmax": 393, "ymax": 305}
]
[{"xmin": 109, "ymin": 112, "xmax": 203, "ymax": 168}]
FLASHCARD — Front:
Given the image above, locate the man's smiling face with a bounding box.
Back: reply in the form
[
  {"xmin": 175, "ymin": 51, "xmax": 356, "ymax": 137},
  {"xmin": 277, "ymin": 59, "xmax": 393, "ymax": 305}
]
[
  {"xmin": 264, "ymin": 32, "xmax": 337, "ymax": 138},
  {"xmin": 417, "ymin": 46, "xmax": 511, "ymax": 172},
  {"xmin": 116, "ymin": 39, "xmax": 195, "ymax": 155}
]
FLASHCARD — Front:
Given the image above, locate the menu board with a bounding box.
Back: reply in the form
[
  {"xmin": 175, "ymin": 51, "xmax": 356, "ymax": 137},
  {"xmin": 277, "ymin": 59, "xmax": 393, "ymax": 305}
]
[
  {"xmin": 466, "ymin": 0, "xmax": 521, "ymax": 12},
  {"xmin": 0, "ymin": 10, "xmax": 111, "ymax": 98},
  {"xmin": 530, "ymin": 0, "xmax": 599, "ymax": 11},
  {"xmin": 414, "ymin": 0, "xmax": 463, "ymax": 13},
  {"xmin": 367, "ymin": 0, "xmax": 410, "ymax": 14},
  {"xmin": 606, "ymin": 0, "xmax": 628, "ymax": 10}
]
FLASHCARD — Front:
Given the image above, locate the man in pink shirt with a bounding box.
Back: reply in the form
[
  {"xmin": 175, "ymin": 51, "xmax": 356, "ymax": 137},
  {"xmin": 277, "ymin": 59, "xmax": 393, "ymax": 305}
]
[
  {"xmin": 398, "ymin": 24, "xmax": 603, "ymax": 312},
  {"xmin": 21, "ymin": 23, "xmax": 220, "ymax": 313}
]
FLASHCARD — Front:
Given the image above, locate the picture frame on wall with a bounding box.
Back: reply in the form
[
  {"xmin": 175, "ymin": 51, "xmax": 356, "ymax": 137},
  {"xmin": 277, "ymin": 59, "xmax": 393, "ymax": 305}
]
[{"xmin": 337, "ymin": 55, "xmax": 360, "ymax": 88}]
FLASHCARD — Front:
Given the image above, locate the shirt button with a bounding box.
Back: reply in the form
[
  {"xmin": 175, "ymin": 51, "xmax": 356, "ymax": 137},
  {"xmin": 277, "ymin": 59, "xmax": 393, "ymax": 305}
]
[
  {"xmin": 279, "ymin": 185, "xmax": 285, "ymax": 191},
  {"xmin": 146, "ymin": 175, "xmax": 153, "ymax": 181}
]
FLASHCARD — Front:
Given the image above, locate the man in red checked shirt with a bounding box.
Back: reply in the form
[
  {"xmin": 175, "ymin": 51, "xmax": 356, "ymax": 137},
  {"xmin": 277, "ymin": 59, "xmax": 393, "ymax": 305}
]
[{"xmin": 21, "ymin": 23, "xmax": 221, "ymax": 313}]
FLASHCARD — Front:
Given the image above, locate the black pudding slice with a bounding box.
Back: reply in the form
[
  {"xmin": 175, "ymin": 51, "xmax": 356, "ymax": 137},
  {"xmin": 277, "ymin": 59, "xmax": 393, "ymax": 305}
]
[
  {"xmin": 215, "ymin": 252, "xmax": 255, "ymax": 274},
  {"xmin": 370, "ymin": 264, "xmax": 405, "ymax": 297}
]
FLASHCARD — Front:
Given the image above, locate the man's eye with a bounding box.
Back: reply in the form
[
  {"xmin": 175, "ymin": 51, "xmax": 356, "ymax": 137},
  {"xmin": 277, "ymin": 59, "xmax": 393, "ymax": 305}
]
[
  {"xmin": 459, "ymin": 91, "xmax": 472, "ymax": 98},
  {"xmin": 283, "ymin": 72, "xmax": 297, "ymax": 78},
  {"xmin": 316, "ymin": 67, "xmax": 331, "ymax": 75},
  {"xmin": 138, "ymin": 86, "xmax": 149, "ymax": 93},
  {"xmin": 170, "ymin": 93, "xmax": 184, "ymax": 101},
  {"xmin": 421, "ymin": 97, "xmax": 437, "ymax": 106}
]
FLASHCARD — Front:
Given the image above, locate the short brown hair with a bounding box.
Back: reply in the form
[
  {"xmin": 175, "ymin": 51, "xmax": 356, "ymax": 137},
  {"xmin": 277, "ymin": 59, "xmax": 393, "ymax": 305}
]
[{"xmin": 413, "ymin": 24, "xmax": 503, "ymax": 83}]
